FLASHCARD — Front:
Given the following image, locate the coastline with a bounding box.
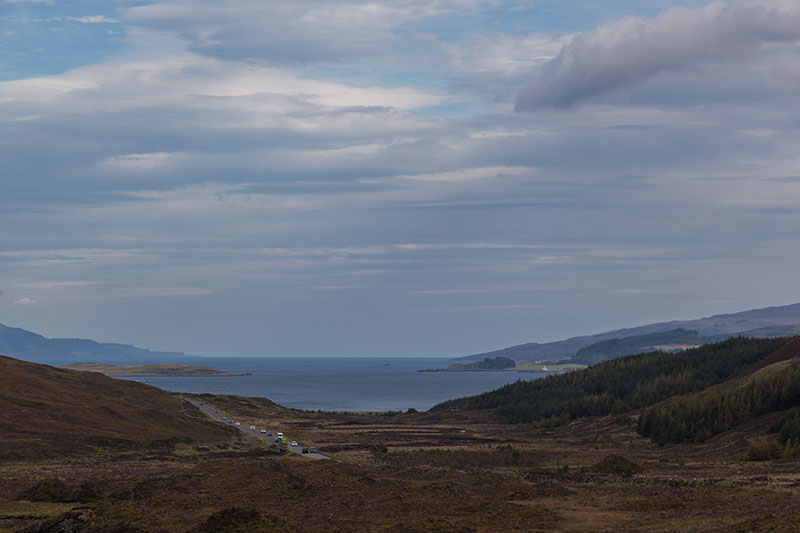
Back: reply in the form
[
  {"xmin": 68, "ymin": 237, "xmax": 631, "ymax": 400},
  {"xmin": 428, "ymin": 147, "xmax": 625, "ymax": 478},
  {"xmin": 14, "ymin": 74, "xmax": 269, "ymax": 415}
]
[{"xmin": 62, "ymin": 362, "xmax": 248, "ymax": 377}]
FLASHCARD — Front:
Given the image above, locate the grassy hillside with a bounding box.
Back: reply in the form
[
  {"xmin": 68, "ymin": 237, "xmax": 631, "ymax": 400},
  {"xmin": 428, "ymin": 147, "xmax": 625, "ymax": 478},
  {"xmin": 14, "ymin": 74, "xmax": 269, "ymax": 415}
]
[
  {"xmin": 0, "ymin": 355, "xmax": 231, "ymax": 459},
  {"xmin": 434, "ymin": 337, "xmax": 791, "ymax": 424}
]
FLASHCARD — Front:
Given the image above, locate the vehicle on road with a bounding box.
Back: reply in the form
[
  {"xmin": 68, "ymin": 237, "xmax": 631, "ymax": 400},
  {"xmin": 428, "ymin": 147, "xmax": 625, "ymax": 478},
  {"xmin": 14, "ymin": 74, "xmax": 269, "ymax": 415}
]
[
  {"xmin": 309, "ymin": 447, "xmax": 316, "ymax": 453},
  {"xmin": 302, "ymin": 448, "xmax": 308, "ymax": 454},
  {"xmin": 267, "ymin": 432, "xmax": 273, "ymax": 436},
  {"xmin": 260, "ymin": 429, "xmax": 267, "ymax": 434},
  {"xmin": 234, "ymin": 422, "xmax": 241, "ymax": 426},
  {"xmin": 291, "ymin": 441, "xmax": 298, "ymax": 446},
  {"xmin": 274, "ymin": 438, "xmax": 280, "ymax": 443},
  {"xmin": 249, "ymin": 425, "xmax": 256, "ymax": 430},
  {"xmin": 276, "ymin": 432, "xmax": 283, "ymax": 438}
]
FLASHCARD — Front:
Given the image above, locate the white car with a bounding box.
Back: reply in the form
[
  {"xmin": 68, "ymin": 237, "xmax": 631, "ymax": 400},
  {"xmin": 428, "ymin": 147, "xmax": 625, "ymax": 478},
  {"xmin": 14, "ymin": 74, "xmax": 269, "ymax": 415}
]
[
  {"xmin": 249, "ymin": 425, "xmax": 256, "ymax": 430},
  {"xmin": 291, "ymin": 441, "xmax": 298, "ymax": 446},
  {"xmin": 234, "ymin": 422, "xmax": 241, "ymax": 426},
  {"xmin": 276, "ymin": 432, "xmax": 284, "ymax": 438},
  {"xmin": 260, "ymin": 429, "xmax": 267, "ymax": 434}
]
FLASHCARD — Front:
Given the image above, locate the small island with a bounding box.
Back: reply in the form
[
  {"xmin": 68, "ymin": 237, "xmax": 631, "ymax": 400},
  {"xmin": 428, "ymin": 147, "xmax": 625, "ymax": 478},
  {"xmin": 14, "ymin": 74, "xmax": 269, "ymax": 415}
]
[
  {"xmin": 62, "ymin": 362, "xmax": 246, "ymax": 377},
  {"xmin": 419, "ymin": 356, "xmax": 516, "ymax": 372}
]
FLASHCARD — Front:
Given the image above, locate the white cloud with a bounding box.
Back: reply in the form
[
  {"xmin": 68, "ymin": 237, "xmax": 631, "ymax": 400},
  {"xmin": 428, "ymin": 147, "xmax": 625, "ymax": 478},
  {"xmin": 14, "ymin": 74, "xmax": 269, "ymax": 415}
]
[
  {"xmin": 14, "ymin": 281, "xmax": 97, "ymax": 289},
  {"xmin": 100, "ymin": 152, "xmax": 192, "ymax": 172},
  {"xmin": 14, "ymin": 298, "xmax": 37, "ymax": 305},
  {"xmin": 0, "ymin": 249, "xmax": 149, "ymax": 267},
  {"xmin": 67, "ymin": 16, "xmax": 119, "ymax": 24},
  {"xmin": 517, "ymin": 0, "xmax": 800, "ymax": 110},
  {"xmin": 0, "ymin": 55, "xmax": 446, "ymax": 113},
  {"xmin": 122, "ymin": 0, "xmax": 494, "ymax": 64}
]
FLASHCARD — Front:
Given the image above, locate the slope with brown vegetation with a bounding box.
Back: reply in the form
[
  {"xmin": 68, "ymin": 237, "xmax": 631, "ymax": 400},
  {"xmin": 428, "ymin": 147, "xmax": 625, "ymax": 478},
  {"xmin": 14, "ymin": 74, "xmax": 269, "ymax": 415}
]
[
  {"xmin": 0, "ymin": 355, "xmax": 231, "ymax": 459},
  {"xmin": 4, "ymin": 347, "xmax": 800, "ymax": 531}
]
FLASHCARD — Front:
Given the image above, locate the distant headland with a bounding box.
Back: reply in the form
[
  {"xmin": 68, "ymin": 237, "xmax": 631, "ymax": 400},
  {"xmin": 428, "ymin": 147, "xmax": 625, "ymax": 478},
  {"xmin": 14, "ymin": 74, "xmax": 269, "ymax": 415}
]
[{"xmin": 62, "ymin": 362, "xmax": 247, "ymax": 377}]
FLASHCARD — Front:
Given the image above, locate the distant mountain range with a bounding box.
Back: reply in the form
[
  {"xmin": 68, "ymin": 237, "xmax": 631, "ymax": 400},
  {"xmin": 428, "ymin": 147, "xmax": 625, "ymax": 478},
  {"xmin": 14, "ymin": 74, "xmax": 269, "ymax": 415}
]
[
  {"xmin": 458, "ymin": 302, "xmax": 800, "ymax": 364},
  {"xmin": 0, "ymin": 322, "xmax": 190, "ymax": 364}
]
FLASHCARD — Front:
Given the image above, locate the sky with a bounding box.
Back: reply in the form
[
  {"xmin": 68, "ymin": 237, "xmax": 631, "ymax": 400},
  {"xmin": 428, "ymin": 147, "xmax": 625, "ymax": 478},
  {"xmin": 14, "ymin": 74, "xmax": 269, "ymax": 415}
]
[{"xmin": 2, "ymin": 0, "xmax": 800, "ymax": 357}]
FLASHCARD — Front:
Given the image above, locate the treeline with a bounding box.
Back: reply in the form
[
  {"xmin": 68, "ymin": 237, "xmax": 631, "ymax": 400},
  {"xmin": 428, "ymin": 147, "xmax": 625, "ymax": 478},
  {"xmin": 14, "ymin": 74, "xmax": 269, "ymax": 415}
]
[
  {"xmin": 637, "ymin": 361, "xmax": 800, "ymax": 445},
  {"xmin": 772, "ymin": 407, "xmax": 800, "ymax": 447},
  {"xmin": 471, "ymin": 356, "xmax": 516, "ymax": 370},
  {"xmin": 433, "ymin": 337, "xmax": 789, "ymax": 424}
]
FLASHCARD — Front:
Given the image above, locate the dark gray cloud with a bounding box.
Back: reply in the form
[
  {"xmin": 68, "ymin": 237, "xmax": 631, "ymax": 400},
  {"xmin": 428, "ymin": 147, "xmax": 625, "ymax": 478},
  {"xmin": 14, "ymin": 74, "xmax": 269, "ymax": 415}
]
[{"xmin": 516, "ymin": 0, "xmax": 800, "ymax": 110}]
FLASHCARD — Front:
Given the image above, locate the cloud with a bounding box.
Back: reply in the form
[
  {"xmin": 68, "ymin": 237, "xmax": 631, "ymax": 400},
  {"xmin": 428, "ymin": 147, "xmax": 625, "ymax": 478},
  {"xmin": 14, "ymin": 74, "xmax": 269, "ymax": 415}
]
[
  {"xmin": 14, "ymin": 297, "xmax": 37, "ymax": 305},
  {"xmin": 516, "ymin": 0, "xmax": 800, "ymax": 110},
  {"xmin": 14, "ymin": 281, "xmax": 97, "ymax": 289},
  {"xmin": 100, "ymin": 152, "xmax": 191, "ymax": 173},
  {"xmin": 122, "ymin": 0, "xmax": 487, "ymax": 65},
  {"xmin": 67, "ymin": 16, "xmax": 119, "ymax": 24},
  {"xmin": 0, "ymin": 249, "xmax": 148, "ymax": 267},
  {"xmin": 447, "ymin": 304, "xmax": 541, "ymax": 311}
]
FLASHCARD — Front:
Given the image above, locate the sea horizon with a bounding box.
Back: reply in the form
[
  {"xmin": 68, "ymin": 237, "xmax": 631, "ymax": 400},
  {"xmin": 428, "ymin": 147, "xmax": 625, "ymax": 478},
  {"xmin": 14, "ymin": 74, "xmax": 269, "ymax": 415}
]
[{"xmin": 114, "ymin": 356, "xmax": 548, "ymax": 413}]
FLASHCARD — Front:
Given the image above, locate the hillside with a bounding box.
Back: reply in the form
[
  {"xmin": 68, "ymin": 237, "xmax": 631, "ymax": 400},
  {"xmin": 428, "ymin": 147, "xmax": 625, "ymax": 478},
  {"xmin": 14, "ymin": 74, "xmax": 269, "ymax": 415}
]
[
  {"xmin": 638, "ymin": 336, "xmax": 800, "ymax": 445},
  {"xmin": 0, "ymin": 355, "xmax": 231, "ymax": 459},
  {"xmin": 419, "ymin": 356, "xmax": 516, "ymax": 372},
  {"xmin": 0, "ymin": 322, "xmax": 188, "ymax": 364},
  {"xmin": 434, "ymin": 337, "xmax": 792, "ymax": 424},
  {"xmin": 571, "ymin": 329, "xmax": 705, "ymax": 365},
  {"xmin": 458, "ymin": 302, "xmax": 800, "ymax": 363}
]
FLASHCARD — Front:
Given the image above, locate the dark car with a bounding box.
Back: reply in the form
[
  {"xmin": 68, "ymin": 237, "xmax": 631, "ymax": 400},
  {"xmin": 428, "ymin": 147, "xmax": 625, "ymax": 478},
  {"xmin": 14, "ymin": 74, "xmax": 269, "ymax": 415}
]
[
  {"xmin": 302, "ymin": 448, "xmax": 309, "ymax": 454},
  {"xmin": 274, "ymin": 438, "xmax": 281, "ymax": 443}
]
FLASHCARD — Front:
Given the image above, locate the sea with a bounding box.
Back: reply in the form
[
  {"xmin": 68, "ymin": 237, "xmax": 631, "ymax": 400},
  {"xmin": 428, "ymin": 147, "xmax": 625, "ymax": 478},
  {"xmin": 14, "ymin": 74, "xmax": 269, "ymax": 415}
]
[{"xmin": 116, "ymin": 357, "xmax": 549, "ymax": 413}]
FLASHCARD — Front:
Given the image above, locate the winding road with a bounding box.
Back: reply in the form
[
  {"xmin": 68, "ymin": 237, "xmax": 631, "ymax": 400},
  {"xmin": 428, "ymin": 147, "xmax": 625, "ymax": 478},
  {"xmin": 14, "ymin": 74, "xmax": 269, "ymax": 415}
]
[{"xmin": 187, "ymin": 399, "xmax": 329, "ymax": 460}]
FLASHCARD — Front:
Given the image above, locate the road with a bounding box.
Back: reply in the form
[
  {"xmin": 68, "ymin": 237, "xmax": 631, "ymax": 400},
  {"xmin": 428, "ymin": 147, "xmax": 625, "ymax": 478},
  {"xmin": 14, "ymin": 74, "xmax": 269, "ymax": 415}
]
[{"xmin": 187, "ymin": 399, "xmax": 329, "ymax": 460}]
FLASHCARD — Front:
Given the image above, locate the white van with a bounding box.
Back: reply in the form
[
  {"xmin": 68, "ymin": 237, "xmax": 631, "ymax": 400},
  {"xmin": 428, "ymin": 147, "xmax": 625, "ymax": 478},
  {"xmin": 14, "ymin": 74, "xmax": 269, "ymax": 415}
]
[{"xmin": 277, "ymin": 432, "xmax": 284, "ymax": 438}]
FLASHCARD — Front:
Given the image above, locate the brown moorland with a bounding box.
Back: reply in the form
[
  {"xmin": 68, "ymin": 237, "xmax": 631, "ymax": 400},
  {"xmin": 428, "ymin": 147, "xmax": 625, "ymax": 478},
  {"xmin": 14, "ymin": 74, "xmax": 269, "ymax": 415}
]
[
  {"xmin": 0, "ymin": 355, "xmax": 230, "ymax": 459},
  {"xmin": 2, "ymin": 347, "xmax": 800, "ymax": 532}
]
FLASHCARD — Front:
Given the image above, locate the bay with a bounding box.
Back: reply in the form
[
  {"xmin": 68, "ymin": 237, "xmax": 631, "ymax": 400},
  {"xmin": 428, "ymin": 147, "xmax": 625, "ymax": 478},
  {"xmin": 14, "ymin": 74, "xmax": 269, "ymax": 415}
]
[{"xmin": 118, "ymin": 357, "xmax": 549, "ymax": 412}]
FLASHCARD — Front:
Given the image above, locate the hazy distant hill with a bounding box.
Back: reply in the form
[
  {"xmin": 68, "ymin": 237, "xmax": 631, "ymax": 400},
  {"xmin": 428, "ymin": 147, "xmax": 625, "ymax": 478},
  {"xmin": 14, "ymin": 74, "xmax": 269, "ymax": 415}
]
[
  {"xmin": 571, "ymin": 329, "xmax": 705, "ymax": 365},
  {"xmin": 0, "ymin": 322, "xmax": 188, "ymax": 364},
  {"xmin": 458, "ymin": 302, "xmax": 800, "ymax": 363}
]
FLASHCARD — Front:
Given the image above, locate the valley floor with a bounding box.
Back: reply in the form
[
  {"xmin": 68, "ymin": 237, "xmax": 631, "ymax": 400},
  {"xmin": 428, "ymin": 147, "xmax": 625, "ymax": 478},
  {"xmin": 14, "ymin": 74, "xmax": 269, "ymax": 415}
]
[{"xmin": 3, "ymin": 396, "xmax": 800, "ymax": 532}]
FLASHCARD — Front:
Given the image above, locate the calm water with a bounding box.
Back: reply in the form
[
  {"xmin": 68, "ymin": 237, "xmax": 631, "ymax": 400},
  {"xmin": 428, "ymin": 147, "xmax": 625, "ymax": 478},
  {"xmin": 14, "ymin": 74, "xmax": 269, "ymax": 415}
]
[{"xmin": 118, "ymin": 357, "xmax": 549, "ymax": 412}]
